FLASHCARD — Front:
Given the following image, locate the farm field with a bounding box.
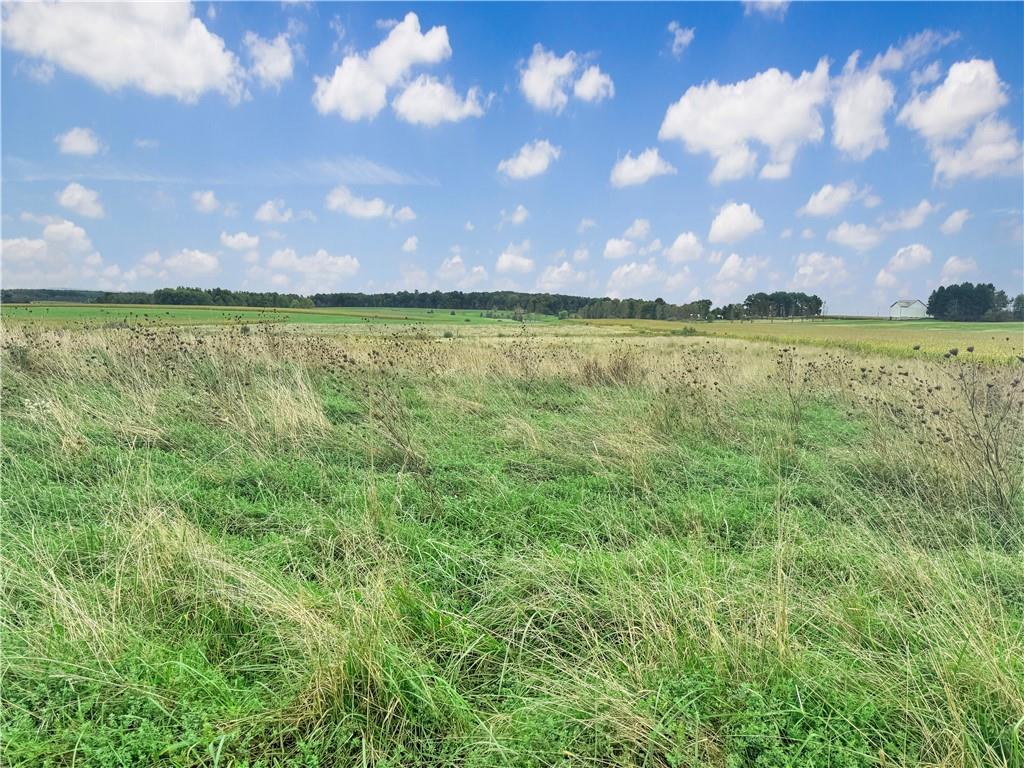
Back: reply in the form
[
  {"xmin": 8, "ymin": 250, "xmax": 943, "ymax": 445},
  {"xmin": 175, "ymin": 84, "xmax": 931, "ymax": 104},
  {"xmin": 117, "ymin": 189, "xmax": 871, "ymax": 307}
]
[
  {"xmin": 590, "ymin": 317, "xmax": 1024, "ymax": 361},
  {"xmin": 2, "ymin": 318, "xmax": 1022, "ymax": 767},
  {"xmin": 0, "ymin": 303, "xmax": 555, "ymax": 327}
]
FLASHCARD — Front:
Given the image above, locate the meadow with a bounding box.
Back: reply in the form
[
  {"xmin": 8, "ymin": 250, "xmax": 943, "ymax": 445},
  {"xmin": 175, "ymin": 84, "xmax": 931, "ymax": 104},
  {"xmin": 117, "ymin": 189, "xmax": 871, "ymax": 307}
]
[{"xmin": 1, "ymin": 314, "xmax": 1022, "ymax": 767}]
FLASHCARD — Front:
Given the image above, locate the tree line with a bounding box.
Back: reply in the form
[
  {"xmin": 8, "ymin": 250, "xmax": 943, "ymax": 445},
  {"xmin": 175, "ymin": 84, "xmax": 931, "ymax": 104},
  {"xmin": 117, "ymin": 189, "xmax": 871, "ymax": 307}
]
[{"xmin": 925, "ymin": 283, "xmax": 1024, "ymax": 322}]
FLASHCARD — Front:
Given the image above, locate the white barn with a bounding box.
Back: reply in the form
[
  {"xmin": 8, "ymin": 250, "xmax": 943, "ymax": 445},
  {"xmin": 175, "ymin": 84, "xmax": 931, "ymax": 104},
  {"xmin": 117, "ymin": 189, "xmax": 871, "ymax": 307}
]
[{"xmin": 889, "ymin": 299, "xmax": 928, "ymax": 320}]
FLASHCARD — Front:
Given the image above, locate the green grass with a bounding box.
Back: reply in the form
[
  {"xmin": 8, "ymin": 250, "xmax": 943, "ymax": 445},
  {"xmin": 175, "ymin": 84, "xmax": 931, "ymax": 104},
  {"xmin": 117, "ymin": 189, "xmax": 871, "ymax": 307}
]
[
  {"xmin": 0, "ymin": 303, "xmax": 556, "ymax": 327},
  {"xmin": 1, "ymin": 324, "xmax": 1022, "ymax": 767}
]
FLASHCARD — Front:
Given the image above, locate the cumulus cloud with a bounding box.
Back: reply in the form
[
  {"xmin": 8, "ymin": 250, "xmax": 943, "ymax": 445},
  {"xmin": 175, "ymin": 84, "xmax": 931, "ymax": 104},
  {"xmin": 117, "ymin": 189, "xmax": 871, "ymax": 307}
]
[
  {"xmin": 603, "ymin": 238, "xmax": 637, "ymax": 259},
  {"xmin": 664, "ymin": 232, "xmax": 703, "ymax": 263},
  {"xmin": 244, "ymin": 31, "xmax": 295, "ymax": 89},
  {"xmin": 879, "ymin": 199, "xmax": 935, "ymax": 231},
  {"xmin": 743, "ymin": 1, "xmax": 789, "ymax": 19},
  {"xmin": 164, "ymin": 248, "xmax": 220, "ymax": 276},
  {"xmin": 537, "ymin": 260, "xmax": 588, "ymax": 292},
  {"xmin": 192, "ymin": 190, "xmax": 220, "ymax": 213},
  {"xmin": 1, "ymin": 218, "xmax": 102, "ymax": 288},
  {"xmin": 827, "ymin": 222, "xmax": 882, "ymax": 251},
  {"xmin": 939, "ymin": 255, "xmax": 976, "ymax": 283},
  {"xmin": 495, "ymin": 240, "xmax": 534, "ymax": 273},
  {"xmin": 573, "ymin": 65, "xmax": 614, "ymax": 103},
  {"xmin": 57, "ymin": 182, "xmax": 104, "ymax": 219},
  {"xmin": 437, "ymin": 253, "xmax": 488, "ymax": 289},
  {"xmin": 577, "ymin": 218, "xmax": 596, "ymax": 234},
  {"xmin": 325, "ymin": 186, "xmax": 414, "ymax": 221},
  {"xmin": 267, "ymin": 247, "xmax": 359, "ymax": 291},
  {"xmin": 623, "ymin": 218, "xmax": 651, "ymax": 241},
  {"xmin": 220, "ymin": 231, "xmax": 259, "ymax": 250},
  {"xmin": 799, "ymin": 182, "xmax": 857, "ymax": 217},
  {"xmin": 667, "ymin": 22, "xmax": 695, "ymax": 58},
  {"xmin": 790, "ymin": 251, "xmax": 849, "ymax": 290},
  {"xmin": 55, "ymin": 127, "xmax": 101, "ymax": 156},
  {"xmin": 832, "ymin": 53, "xmax": 894, "ymax": 160},
  {"xmin": 401, "ymin": 236, "xmax": 418, "ymax": 253},
  {"xmin": 607, "ymin": 259, "xmax": 662, "ymax": 297},
  {"xmin": 392, "ymin": 75, "xmax": 486, "ymax": 125},
  {"xmin": 519, "ymin": 44, "xmax": 614, "ymax": 112},
  {"xmin": 500, "ymin": 204, "xmax": 530, "ymax": 226},
  {"xmin": 939, "ymin": 208, "xmax": 971, "ymax": 235},
  {"xmin": 610, "ymin": 148, "xmax": 677, "ymax": 188},
  {"xmin": 897, "ymin": 59, "xmax": 1022, "ymax": 182},
  {"xmin": 659, "ymin": 58, "xmax": 829, "ymax": 181},
  {"xmin": 708, "ymin": 202, "xmax": 764, "ymax": 244},
  {"xmin": 254, "ymin": 199, "xmax": 293, "ymax": 223},
  {"xmin": 887, "ymin": 243, "xmax": 933, "ymax": 271},
  {"xmin": 313, "ymin": 12, "xmax": 459, "ymax": 122},
  {"xmin": 498, "ymin": 139, "xmax": 561, "ymax": 179},
  {"xmin": 3, "ymin": 3, "xmax": 245, "ymax": 103}
]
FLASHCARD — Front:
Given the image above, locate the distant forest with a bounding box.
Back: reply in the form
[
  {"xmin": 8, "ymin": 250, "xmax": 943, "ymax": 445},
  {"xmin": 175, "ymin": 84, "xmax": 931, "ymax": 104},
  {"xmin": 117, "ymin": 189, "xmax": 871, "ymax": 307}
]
[
  {"xmin": 4, "ymin": 284, "xmax": 1022, "ymax": 321},
  {"xmin": 2, "ymin": 286, "xmax": 832, "ymax": 320}
]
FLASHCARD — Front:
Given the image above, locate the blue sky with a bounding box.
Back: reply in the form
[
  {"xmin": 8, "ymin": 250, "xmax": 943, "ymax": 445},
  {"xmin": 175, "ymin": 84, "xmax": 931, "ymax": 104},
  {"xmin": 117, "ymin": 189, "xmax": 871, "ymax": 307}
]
[{"xmin": 2, "ymin": 1, "xmax": 1022, "ymax": 313}]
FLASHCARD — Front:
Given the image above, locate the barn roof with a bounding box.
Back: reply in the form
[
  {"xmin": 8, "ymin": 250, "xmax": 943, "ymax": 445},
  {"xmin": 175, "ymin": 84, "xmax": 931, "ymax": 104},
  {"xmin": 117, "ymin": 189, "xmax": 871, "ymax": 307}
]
[{"xmin": 890, "ymin": 299, "xmax": 925, "ymax": 308}]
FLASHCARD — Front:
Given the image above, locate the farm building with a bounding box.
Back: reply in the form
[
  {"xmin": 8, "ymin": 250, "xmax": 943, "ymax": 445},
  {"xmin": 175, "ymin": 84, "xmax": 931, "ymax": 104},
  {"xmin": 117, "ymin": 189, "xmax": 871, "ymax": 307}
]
[{"xmin": 889, "ymin": 299, "xmax": 928, "ymax": 320}]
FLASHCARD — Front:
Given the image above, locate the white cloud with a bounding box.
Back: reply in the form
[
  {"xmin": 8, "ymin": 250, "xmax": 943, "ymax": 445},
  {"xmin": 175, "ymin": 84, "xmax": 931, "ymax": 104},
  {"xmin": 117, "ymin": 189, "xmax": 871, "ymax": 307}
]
[
  {"xmin": 801, "ymin": 228, "xmax": 815, "ymax": 240},
  {"xmin": 664, "ymin": 232, "xmax": 703, "ymax": 263},
  {"xmin": 939, "ymin": 208, "xmax": 971, "ymax": 235},
  {"xmin": 313, "ymin": 12, "xmax": 451, "ymax": 121},
  {"xmin": 930, "ymin": 117, "xmax": 1024, "ymax": 182},
  {"xmin": 325, "ymin": 185, "xmax": 413, "ymax": 221},
  {"xmin": 192, "ymin": 190, "xmax": 220, "ymax": 213},
  {"xmin": 799, "ymin": 181, "xmax": 857, "ymax": 217},
  {"xmin": 520, "ymin": 44, "xmax": 576, "ymax": 112},
  {"xmin": 874, "ymin": 268, "xmax": 897, "ymax": 288},
  {"xmin": 827, "ymin": 222, "xmax": 882, "ymax": 252},
  {"xmin": 164, "ymin": 248, "xmax": 220, "ymax": 276},
  {"xmin": 607, "ymin": 259, "xmax": 662, "ymax": 297},
  {"xmin": 887, "ymin": 243, "xmax": 932, "ymax": 271},
  {"xmin": 134, "ymin": 137, "xmax": 159, "ymax": 149},
  {"xmin": 402, "ymin": 236, "xmax": 418, "ymax": 253},
  {"xmin": 495, "ymin": 240, "xmax": 534, "ymax": 274},
  {"xmin": 498, "ymin": 139, "xmax": 561, "ymax": 179},
  {"xmin": 537, "ymin": 261, "xmax": 588, "ymax": 292},
  {"xmin": 394, "ymin": 206, "xmax": 416, "ymax": 223},
  {"xmin": 708, "ymin": 202, "xmax": 764, "ymax": 244},
  {"xmin": 57, "ymin": 182, "xmax": 104, "ymax": 219},
  {"xmin": 464, "ymin": 220, "xmax": 475, "ymax": 232},
  {"xmin": 436, "ymin": 253, "xmax": 488, "ymax": 289},
  {"xmin": 939, "ymin": 255, "xmax": 976, "ymax": 283},
  {"xmin": 265, "ymin": 247, "xmax": 360, "ymax": 292},
  {"xmin": 898, "ymin": 59, "xmax": 1007, "ymax": 142},
  {"xmin": 572, "ymin": 247, "xmax": 589, "ymax": 262},
  {"xmin": 623, "ymin": 218, "xmax": 651, "ymax": 241},
  {"xmin": 573, "ymin": 65, "xmax": 614, "ymax": 103},
  {"xmin": 790, "ymin": 251, "xmax": 849, "ymax": 290},
  {"xmin": 743, "ymin": 1, "xmax": 789, "ymax": 19},
  {"xmin": 55, "ymin": 127, "xmax": 101, "ymax": 156},
  {"xmin": 715, "ymin": 253, "xmax": 765, "ymax": 283},
  {"xmin": 897, "ymin": 59, "xmax": 1022, "ymax": 182},
  {"xmin": 880, "ymin": 199, "xmax": 935, "ymax": 231},
  {"xmin": 254, "ymin": 199, "xmax": 293, "ymax": 223},
  {"xmin": 577, "ymin": 218, "xmax": 596, "ymax": 234},
  {"xmin": 3, "ymin": 3, "xmax": 244, "ymax": 103},
  {"xmin": 667, "ymin": 22, "xmax": 695, "ymax": 58},
  {"xmin": 500, "ymin": 204, "xmax": 530, "ymax": 226},
  {"xmin": 659, "ymin": 58, "xmax": 829, "ymax": 182},
  {"xmin": 220, "ymin": 231, "xmax": 259, "ymax": 250},
  {"xmin": 519, "ymin": 44, "xmax": 614, "ymax": 112},
  {"xmin": 832, "ymin": 52, "xmax": 895, "ymax": 160},
  {"xmin": 392, "ymin": 75, "xmax": 487, "ymax": 125},
  {"xmin": 781, "ymin": 228, "xmax": 793, "ymax": 239},
  {"xmin": 244, "ymin": 31, "xmax": 294, "ymax": 89},
  {"xmin": 603, "ymin": 238, "xmax": 637, "ymax": 259},
  {"xmin": 610, "ymin": 148, "xmax": 677, "ymax": 188}
]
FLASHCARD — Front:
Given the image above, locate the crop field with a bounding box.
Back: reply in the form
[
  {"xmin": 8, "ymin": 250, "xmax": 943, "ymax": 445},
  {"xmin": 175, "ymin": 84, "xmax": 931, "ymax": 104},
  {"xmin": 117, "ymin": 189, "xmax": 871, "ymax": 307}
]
[
  {"xmin": 591, "ymin": 317, "xmax": 1024, "ymax": 361},
  {"xmin": 2, "ymin": 317, "xmax": 1023, "ymax": 767},
  {"xmin": 0, "ymin": 303, "xmax": 555, "ymax": 328}
]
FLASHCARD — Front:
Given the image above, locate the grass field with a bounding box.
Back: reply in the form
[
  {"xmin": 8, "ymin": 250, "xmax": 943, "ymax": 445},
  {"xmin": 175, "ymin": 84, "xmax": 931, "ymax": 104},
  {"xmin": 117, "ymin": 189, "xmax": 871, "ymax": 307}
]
[
  {"xmin": 0, "ymin": 303, "xmax": 555, "ymax": 327},
  {"xmin": 591, "ymin": 317, "xmax": 1024, "ymax": 361},
  {"xmin": 2, "ymin": 316, "xmax": 1023, "ymax": 766}
]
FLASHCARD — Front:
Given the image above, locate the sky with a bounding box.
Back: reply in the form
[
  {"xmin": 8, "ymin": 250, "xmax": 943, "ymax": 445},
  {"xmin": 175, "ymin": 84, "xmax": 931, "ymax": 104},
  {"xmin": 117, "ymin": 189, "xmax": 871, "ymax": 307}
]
[{"xmin": 1, "ymin": 1, "xmax": 1022, "ymax": 314}]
